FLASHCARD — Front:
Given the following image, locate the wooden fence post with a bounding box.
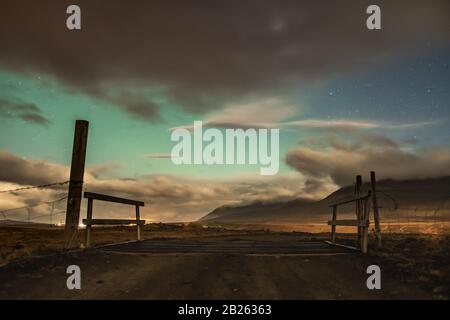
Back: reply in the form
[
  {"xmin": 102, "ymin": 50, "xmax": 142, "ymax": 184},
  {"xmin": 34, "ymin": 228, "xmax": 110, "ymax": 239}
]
[
  {"xmin": 370, "ymin": 171, "xmax": 382, "ymax": 247},
  {"xmin": 136, "ymin": 205, "xmax": 141, "ymax": 241},
  {"xmin": 331, "ymin": 205, "xmax": 337, "ymax": 243},
  {"xmin": 361, "ymin": 194, "xmax": 371, "ymax": 253},
  {"xmin": 355, "ymin": 175, "xmax": 362, "ymax": 245},
  {"xmin": 64, "ymin": 120, "xmax": 89, "ymax": 249},
  {"xmin": 85, "ymin": 198, "xmax": 93, "ymax": 248}
]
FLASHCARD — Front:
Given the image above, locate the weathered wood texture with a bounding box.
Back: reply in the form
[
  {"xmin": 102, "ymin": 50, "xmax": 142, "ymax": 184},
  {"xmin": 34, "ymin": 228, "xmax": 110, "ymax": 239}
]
[
  {"xmin": 84, "ymin": 192, "xmax": 145, "ymax": 206},
  {"xmin": 82, "ymin": 191, "xmax": 145, "ymax": 247},
  {"xmin": 371, "ymin": 171, "xmax": 382, "ymax": 247},
  {"xmin": 85, "ymin": 198, "xmax": 93, "ymax": 247},
  {"xmin": 331, "ymin": 205, "xmax": 337, "ymax": 243},
  {"xmin": 356, "ymin": 175, "xmax": 362, "ymax": 244},
  {"xmin": 83, "ymin": 219, "xmax": 145, "ymax": 225},
  {"xmin": 64, "ymin": 120, "xmax": 89, "ymax": 249},
  {"xmin": 328, "ymin": 173, "xmax": 377, "ymax": 253}
]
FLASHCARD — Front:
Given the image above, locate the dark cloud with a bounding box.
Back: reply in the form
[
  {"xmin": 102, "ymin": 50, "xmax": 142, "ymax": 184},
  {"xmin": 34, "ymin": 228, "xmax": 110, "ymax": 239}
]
[
  {"xmin": 0, "ymin": 0, "xmax": 449, "ymax": 120},
  {"xmin": 285, "ymin": 135, "xmax": 450, "ymax": 186},
  {"xmin": 18, "ymin": 112, "xmax": 50, "ymax": 126},
  {"xmin": 0, "ymin": 150, "xmax": 68, "ymax": 186},
  {"xmin": 0, "ymin": 99, "xmax": 50, "ymax": 126},
  {"xmin": 97, "ymin": 89, "xmax": 161, "ymax": 121},
  {"xmin": 123, "ymin": 101, "xmax": 160, "ymax": 121}
]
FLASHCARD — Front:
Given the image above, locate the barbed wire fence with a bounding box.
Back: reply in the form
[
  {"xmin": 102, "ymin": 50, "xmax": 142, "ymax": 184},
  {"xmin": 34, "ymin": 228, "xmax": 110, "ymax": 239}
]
[
  {"xmin": 0, "ymin": 180, "xmax": 70, "ymax": 194},
  {"xmin": 328, "ymin": 186, "xmax": 449, "ymax": 234},
  {"xmin": 0, "ymin": 180, "xmax": 88, "ymax": 226},
  {"xmin": 374, "ymin": 189, "xmax": 450, "ymax": 234}
]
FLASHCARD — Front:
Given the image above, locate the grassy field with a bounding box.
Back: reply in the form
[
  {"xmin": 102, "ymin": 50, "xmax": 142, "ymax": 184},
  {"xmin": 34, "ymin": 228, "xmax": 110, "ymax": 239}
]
[{"xmin": 202, "ymin": 221, "xmax": 450, "ymax": 234}]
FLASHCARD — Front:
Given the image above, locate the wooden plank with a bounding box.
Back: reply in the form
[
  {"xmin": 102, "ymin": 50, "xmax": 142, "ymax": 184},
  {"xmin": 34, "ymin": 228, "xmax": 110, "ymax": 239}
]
[
  {"xmin": 356, "ymin": 175, "xmax": 362, "ymax": 244},
  {"xmin": 331, "ymin": 205, "xmax": 337, "ymax": 243},
  {"xmin": 82, "ymin": 219, "xmax": 145, "ymax": 226},
  {"xmin": 328, "ymin": 219, "xmax": 369, "ymax": 227},
  {"xmin": 361, "ymin": 196, "xmax": 371, "ymax": 253},
  {"xmin": 135, "ymin": 205, "xmax": 141, "ymax": 241},
  {"xmin": 85, "ymin": 198, "xmax": 93, "ymax": 248},
  {"xmin": 324, "ymin": 241, "xmax": 359, "ymax": 251},
  {"xmin": 64, "ymin": 120, "xmax": 89, "ymax": 249},
  {"xmin": 84, "ymin": 192, "xmax": 144, "ymax": 206},
  {"xmin": 371, "ymin": 171, "xmax": 382, "ymax": 247},
  {"xmin": 328, "ymin": 194, "xmax": 371, "ymax": 207}
]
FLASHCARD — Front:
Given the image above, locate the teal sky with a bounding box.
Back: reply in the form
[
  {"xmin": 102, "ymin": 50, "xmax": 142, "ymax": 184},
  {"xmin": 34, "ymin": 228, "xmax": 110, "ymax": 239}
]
[
  {"xmin": 0, "ymin": 1, "xmax": 449, "ymax": 223},
  {"xmin": 0, "ymin": 69, "xmax": 297, "ymax": 178}
]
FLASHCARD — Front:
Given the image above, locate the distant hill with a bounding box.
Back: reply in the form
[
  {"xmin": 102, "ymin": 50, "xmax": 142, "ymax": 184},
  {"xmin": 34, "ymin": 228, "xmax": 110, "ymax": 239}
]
[
  {"xmin": 199, "ymin": 176, "xmax": 450, "ymax": 224},
  {"xmin": 0, "ymin": 219, "xmax": 56, "ymax": 228}
]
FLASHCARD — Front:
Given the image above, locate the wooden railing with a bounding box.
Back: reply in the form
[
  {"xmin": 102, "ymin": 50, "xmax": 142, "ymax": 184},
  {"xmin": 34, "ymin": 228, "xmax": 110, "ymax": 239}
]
[
  {"xmin": 327, "ymin": 191, "xmax": 372, "ymax": 253},
  {"xmin": 82, "ymin": 192, "xmax": 145, "ymax": 247},
  {"xmin": 326, "ymin": 171, "xmax": 382, "ymax": 253}
]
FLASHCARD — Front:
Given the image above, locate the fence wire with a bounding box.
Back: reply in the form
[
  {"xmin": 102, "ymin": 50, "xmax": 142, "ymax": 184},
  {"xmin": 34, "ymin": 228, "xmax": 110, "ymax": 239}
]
[
  {"xmin": 0, "ymin": 180, "xmax": 70, "ymax": 194},
  {"xmin": 0, "ymin": 180, "xmax": 72, "ymax": 224}
]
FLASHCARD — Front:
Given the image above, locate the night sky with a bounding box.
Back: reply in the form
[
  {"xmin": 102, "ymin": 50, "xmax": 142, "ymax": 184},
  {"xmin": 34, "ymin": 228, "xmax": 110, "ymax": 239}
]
[{"xmin": 0, "ymin": 0, "xmax": 449, "ymax": 222}]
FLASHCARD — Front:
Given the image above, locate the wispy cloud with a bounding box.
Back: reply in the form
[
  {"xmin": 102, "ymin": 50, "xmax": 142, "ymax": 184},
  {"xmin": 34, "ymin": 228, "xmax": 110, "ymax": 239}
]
[
  {"xmin": 171, "ymin": 100, "xmax": 445, "ymax": 133},
  {"xmin": 282, "ymin": 119, "xmax": 446, "ymax": 131},
  {"xmin": 0, "ymin": 98, "xmax": 50, "ymax": 126},
  {"xmin": 170, "ymin": 97, "xmax": 296, "ymax": 131}
]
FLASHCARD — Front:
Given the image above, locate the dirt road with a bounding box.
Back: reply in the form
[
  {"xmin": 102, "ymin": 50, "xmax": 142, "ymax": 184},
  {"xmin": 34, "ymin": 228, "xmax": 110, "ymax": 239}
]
[{"xmin": 0, "ymin": 233, "xmax": 433, "ymax": 299}]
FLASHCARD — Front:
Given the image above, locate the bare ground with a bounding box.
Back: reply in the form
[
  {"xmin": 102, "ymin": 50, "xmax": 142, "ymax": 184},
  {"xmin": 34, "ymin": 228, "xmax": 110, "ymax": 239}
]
[{"xmin": 0, "ymin": 224, "xmax": 448, "ymax": 300}]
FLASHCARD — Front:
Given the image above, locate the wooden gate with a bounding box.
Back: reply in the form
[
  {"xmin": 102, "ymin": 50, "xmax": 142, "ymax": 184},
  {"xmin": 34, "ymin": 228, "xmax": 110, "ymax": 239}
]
[
  {"xmin": 327, "ymin": 171, "xmax": 382, "ymax": 253},
  {"xmin": 82, "ymin": 192, "xmax": 145, "ymax": 247}
]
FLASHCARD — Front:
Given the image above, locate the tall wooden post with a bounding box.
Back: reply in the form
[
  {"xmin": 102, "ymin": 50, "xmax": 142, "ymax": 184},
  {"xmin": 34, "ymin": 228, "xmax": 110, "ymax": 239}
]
[
  {"xmin": 64, "ymin": 120, "xmax": 89, "ymax": 249},
  {"xmin": 370, "ymin": 171, "xmax": 382, "ymax": 247},
  {"xmin": 331, "ymin": 205, "xmax": 337, "ymax": 244},
  {"xmin": 355, "ymin": 175, "xmax": 362, "ymax": 245},
  {"xmin": 361, "ymin": 191, "xmax": 371, "ymax": 254},
  {"xmin": 135, "ymin": 205, "xmax": 141, "ymax": 241},
  {"xmin": 85, "ymin": 198, "xmax": 93, "ymax": 248}
]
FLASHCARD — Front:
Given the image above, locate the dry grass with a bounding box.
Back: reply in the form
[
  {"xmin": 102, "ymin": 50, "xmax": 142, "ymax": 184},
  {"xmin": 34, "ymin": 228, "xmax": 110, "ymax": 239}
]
[
  {"xmin": 327, "ymin": 231, "xmax": 450, "ymax": 299},
  {"xmin": 205, "ymin": 221, "xmax": 450, "ymax": 234},
  {"xmin": 1, "ymin": 223, "xmax": 448, "ymax": 299},
  {"xmin": 369, "ymin": 233, "xmax": 450, "ymax": 299}
]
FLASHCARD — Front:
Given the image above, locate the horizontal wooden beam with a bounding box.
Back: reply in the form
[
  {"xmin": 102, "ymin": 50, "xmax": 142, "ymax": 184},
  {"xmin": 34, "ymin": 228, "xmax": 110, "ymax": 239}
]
[
  {"xmin": 324, "ymin": 241, "xmax": 359, "ymax": 251},
  {"xmin": 328, "ymin": 193, "xmax": 371, "ymax": 207},
  {"xmin": 327, "ymin": 219, "xmax": 369, "ymax": 227},
  {"xmin": 83, "ymin": 219, "xmax": 145, "ymax": 226},
  {"xmin": 84, "ymin": 192, "xmax": 144, "ymax": 206}
]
